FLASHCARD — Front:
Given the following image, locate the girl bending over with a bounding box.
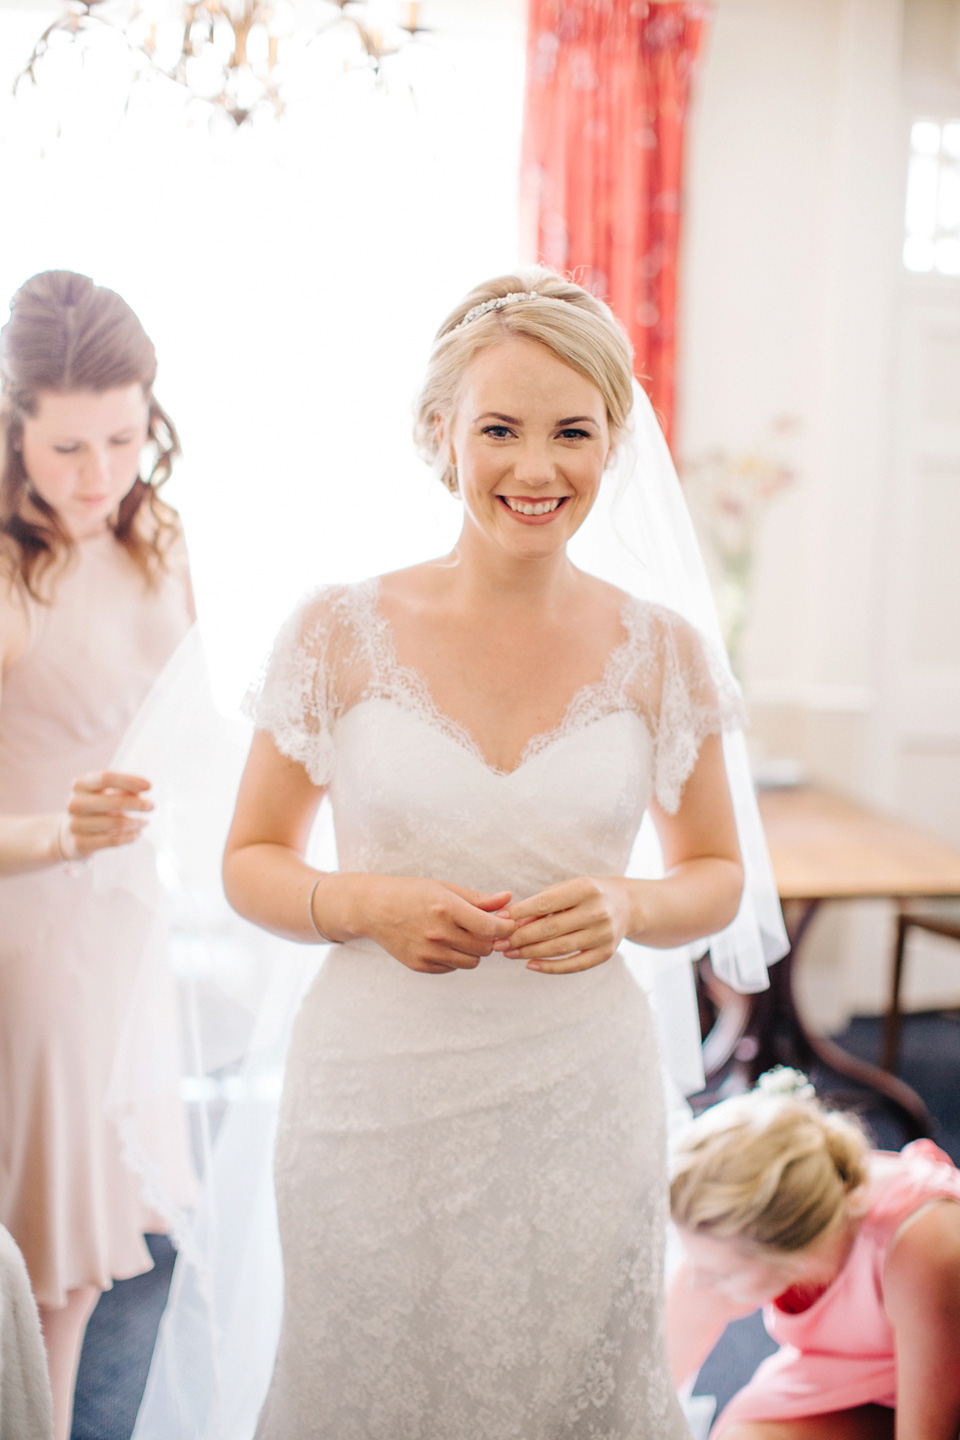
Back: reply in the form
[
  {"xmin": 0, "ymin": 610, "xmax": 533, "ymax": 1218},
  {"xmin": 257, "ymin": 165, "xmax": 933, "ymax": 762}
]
[{"xmin": 667, "ymin": 1070, "xmax": 960, "ymax": 1440}]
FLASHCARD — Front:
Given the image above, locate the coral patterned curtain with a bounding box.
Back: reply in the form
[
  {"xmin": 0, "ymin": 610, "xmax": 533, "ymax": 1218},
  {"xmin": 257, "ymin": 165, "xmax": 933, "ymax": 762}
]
[{"xmin": 521, "ymin": 0, "xmax": 709, "ymax": 448}]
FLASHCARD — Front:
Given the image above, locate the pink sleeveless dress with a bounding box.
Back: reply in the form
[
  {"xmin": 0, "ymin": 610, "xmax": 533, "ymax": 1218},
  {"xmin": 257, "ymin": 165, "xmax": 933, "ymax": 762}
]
[
  {"xmin": 0, "ymin": 533, "xmax": 193, "ymax": 1307},
  {"xmin": 711, "ymin": 1139, "xmax": 960, "ymax": 1435}
]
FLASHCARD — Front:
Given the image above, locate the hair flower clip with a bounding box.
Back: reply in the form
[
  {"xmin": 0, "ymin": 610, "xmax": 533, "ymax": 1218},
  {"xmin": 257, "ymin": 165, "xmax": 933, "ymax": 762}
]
[{"xmin": 755, "ymin": 1066, "xmax": 815, "ymax": 1100}]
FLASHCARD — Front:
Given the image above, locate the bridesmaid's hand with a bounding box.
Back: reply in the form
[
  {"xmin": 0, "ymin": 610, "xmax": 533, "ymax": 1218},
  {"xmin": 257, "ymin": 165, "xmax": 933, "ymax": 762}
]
[
  {"xmin": 341, "ymin": 876, "xmax": 517, "ymax": 975},
  {"xmin": 493, "ymin": 877, "xmax": 639, "ymax": 973},
  {"xmin": 60, "ymin": 771, "xmax": 154, "ymax": 860}
]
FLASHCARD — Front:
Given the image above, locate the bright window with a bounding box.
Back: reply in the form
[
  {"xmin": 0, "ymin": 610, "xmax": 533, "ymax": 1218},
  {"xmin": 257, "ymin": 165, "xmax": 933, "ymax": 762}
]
[
  {"xmin": 904, "ymin": 117, "xmax": 960, "ymax": 275},
  {"xmin": 0, "ymin": 1, "xmax": 526, "ymax": 709}
]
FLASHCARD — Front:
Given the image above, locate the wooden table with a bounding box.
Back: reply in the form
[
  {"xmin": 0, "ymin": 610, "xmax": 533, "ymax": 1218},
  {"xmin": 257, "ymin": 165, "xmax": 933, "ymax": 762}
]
[
  {"xmin": 703, "ymin": 785, "xmax": 960, "ymax": 1136},
  {"xmin": 758, "ymin": 786, "xmax": 960, "ymax": 903}
]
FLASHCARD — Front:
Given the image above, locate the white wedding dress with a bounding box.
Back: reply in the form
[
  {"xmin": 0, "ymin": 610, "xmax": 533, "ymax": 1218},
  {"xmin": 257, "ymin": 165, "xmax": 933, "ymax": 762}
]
[{"xmin": 244, "ymin": 574, "xmax": 741, "ymax": 1440}]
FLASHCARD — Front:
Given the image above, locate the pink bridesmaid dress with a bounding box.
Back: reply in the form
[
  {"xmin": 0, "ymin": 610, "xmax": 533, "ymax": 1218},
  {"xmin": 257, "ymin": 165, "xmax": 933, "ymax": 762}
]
[
  {"xmin": 0, "ymin": 533, "xmax": 193, "ymax": 1308},
  {"xmin": 711, "ymin": 1139, "xmax": 960, "ymax": 1436}
]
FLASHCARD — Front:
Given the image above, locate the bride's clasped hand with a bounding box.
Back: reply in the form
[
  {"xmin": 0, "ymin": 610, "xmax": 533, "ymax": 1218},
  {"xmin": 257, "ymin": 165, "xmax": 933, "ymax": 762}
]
[
  {"xmin": 494, "ymin": 874, "xmax": 638, "ymax": 972},
  {"xmin": 313, "ymin": 873, "xmax": 517, "ymax": 974},
  {"xmin": 312, "ymin": 870, "xmax": 641, "ymax": 976}
]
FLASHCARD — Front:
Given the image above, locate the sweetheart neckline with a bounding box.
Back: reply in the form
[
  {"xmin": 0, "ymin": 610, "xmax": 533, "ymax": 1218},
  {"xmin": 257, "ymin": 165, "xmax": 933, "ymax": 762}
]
[
  {"xmin": 337, "ymin": 694, "xmax": 648, "ymax": 781},
  {"xmin": 359, "ymin": 577, "xmax": 640, "ymax": 780}
]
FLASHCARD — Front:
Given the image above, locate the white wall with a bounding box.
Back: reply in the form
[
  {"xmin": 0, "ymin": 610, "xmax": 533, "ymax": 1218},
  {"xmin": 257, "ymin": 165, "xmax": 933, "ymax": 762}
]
[
  {"xmin": 681, "ymin": 0, "xmax": 904, "ymax": 723},
  {"xmin": 680, "ymin": 0, "xmax": 960, "ymax": 1025}
]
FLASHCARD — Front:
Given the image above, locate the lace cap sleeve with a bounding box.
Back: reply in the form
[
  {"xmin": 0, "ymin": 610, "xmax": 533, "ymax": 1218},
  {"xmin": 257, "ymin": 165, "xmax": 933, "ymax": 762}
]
[
  {"xmin": 242, "ymin": 585, "xmax": 355, "ymax": 788},
  {"xmin": 627, "ymin": 602, "xmax": 747, "ymax": 815}
]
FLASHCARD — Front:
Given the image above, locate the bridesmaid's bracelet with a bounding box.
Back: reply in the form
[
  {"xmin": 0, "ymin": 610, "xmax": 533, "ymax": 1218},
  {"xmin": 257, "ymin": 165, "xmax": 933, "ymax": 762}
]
[
  {"xmin": 308, "ymin": 873, "xmax": 341, "ymax": 944},
  {"xmin": 55, "ymin": 816, "xmax": 88, "ymax": 875}
]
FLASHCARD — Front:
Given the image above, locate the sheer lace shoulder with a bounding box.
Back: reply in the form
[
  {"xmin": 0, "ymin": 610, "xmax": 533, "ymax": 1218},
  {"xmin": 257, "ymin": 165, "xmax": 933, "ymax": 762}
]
[
  {"xmin": 243, "ymin": 580, "xmax": 379, "ymax": 787},
  {"xmin": 615, "ymin": 598, "xmax": 746, "ymax": 814},
  {"xmin": 245, "ymin": 582, "xmax": 744, "ymax": 803}
]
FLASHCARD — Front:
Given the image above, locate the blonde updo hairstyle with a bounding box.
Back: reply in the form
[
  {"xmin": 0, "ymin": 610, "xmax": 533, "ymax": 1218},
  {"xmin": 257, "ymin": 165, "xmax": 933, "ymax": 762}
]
[
  {"xmin": 670, "ymin": 1080, "xmax": 870, "ymax": 1255},
  {"xmin": 414, "ymin": 269, "xmax": 635, "ymax": 495}
]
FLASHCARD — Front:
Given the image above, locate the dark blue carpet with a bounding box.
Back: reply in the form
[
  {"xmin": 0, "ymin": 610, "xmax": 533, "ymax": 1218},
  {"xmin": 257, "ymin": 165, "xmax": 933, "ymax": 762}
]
[
  {"xmin": 72, "ymin": 1012, "xmax": 960, "ymax": 1438},
  {"xmin": 72, "ymin": 1233, "xmax": 175, "ymax": 1440},
  {"xmin": 828, "ymin": 1011, "xmax": 960, "ymax": 1163}
]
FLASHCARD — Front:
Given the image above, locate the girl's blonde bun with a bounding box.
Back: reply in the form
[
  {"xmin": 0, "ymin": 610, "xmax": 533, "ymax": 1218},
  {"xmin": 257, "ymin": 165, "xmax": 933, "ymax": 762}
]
[{"xmin": 669, "ymin": 1082, "xmax": 870, "ymax": 1253}]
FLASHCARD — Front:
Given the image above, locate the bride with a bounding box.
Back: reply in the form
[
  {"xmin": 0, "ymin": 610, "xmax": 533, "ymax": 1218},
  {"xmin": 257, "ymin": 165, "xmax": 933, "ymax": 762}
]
[{"xmin": 223, "ymin": 270, "xmax": 748, "ymax": 1438}]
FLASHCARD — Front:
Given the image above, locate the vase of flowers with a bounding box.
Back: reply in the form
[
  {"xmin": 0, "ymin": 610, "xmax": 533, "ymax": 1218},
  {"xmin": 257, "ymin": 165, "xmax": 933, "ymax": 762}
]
[{"xmin": 681, "ymin": 416, "xmax": 800, "ymax": 678}]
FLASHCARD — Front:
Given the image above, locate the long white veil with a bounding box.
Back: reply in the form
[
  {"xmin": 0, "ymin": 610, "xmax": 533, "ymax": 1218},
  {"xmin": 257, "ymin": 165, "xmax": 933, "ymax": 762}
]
[
  {"xmin": 97, "ymin": 629, "xmax": 326, "ymax": 1438},
  {"xmin": 570, "ymin": 381, "xmax": 787, "ymax": 1094},
  {"xmin": 111, "ymin": 380, "xmax": 786, "ymax": 1439}
]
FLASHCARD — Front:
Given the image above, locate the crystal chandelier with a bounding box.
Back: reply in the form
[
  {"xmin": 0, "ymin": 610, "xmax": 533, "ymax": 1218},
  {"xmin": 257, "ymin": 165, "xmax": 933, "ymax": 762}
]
[{"xmin": 18, "ymin": 0, "xmax": 426, "ymax": 127}]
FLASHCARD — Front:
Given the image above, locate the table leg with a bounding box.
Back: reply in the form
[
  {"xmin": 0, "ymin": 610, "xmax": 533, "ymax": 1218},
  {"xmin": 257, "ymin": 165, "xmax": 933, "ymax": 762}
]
[
  {"xmin": 881, "ymin": 911, "xmax": 909, "ymax": 1073},
  {"xmin": 742, "ymin": 902, "xmax": 820, "ymax": 1079},
  {"xmin": 704, "ymin": 900, "xmax": 935, "ymax": 1139}
]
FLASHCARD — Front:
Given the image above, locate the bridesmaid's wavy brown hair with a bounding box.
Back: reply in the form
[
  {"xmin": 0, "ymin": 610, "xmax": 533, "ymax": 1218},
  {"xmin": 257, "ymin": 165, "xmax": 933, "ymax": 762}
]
[{"xmin": 0, "ymin": 270, "xmax": 181, "ymax": 600}]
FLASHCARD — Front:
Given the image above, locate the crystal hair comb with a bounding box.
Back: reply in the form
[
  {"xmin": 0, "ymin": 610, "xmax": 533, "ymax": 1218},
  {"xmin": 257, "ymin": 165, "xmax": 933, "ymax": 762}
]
[{"xmin": 451, "ymin": 291, "xmax": 541, "ymax": 332}]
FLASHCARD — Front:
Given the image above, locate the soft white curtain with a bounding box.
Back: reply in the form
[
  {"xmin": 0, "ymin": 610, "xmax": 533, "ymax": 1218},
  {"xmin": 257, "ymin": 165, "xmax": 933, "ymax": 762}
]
[{"xmin": 0, "ymin": 0, "xmax": 526, "ymax": 707}]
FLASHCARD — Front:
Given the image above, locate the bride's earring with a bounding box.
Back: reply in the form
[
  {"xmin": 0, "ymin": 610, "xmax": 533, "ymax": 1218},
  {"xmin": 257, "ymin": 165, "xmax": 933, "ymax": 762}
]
[{"xmin": 445, "ymin": 462, "xmax": 460, "ymax": 496}]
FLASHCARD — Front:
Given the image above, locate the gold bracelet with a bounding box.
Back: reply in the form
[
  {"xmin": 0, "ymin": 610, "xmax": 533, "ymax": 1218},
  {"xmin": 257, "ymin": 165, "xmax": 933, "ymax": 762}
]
[{"xmin": 307, "ymin": 874, "xmax": 341, "ymax": 944}]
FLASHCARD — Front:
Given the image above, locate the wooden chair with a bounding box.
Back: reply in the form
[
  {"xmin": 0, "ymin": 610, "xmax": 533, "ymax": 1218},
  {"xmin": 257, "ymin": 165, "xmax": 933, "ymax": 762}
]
[{"xmin": 883, "ymin": 898, "xmax": 960, "ymax": 1072}]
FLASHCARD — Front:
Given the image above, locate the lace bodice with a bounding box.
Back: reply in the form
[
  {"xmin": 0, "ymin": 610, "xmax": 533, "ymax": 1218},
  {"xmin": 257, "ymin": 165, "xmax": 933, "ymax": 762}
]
[{"xmin": 247, "ymin": 576, "xmax": 742, "ymax": 840}]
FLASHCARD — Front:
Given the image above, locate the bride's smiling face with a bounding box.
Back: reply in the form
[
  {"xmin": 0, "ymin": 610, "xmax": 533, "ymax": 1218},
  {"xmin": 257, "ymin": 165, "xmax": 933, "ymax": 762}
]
[{"xmin": 442, "ymin": 335, "xmax": 612, "ymax": 559}]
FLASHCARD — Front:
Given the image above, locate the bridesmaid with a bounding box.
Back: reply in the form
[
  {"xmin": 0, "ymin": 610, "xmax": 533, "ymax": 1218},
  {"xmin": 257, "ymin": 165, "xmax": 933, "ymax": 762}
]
[
  {"xmin": 0, "ymin": 271, "xmax": 195, "ymax": 1440},
  {"xmin": 667, "ymin": 1072, "xmax": 960, "ymax": 1439}
]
